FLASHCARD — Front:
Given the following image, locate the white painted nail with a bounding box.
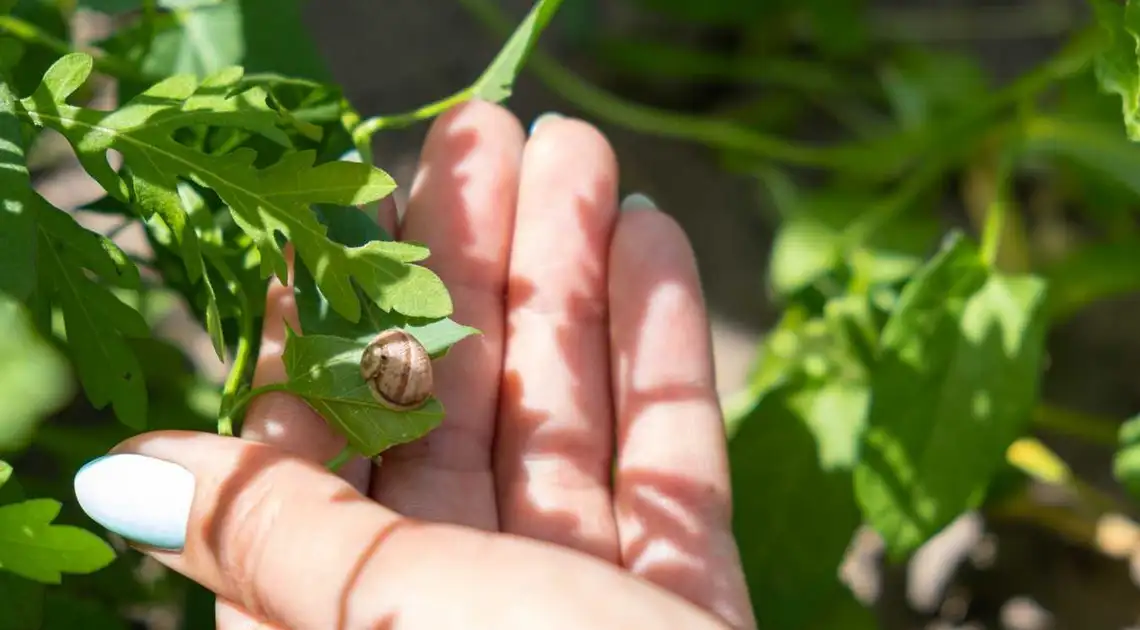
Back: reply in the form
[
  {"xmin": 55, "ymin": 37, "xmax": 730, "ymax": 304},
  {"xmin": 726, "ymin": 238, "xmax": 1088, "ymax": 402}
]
[
  {"xmin": 621, "ymin": 193, "xmax": 657, "ymax": 211},
  {"xmin": 73, "ymin": 454, "xmax": 195, "ymax": 551}
]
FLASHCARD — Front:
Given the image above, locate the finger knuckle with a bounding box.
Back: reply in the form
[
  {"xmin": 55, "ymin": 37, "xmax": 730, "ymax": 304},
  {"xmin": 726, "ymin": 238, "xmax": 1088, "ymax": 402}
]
[{"xmin": 216, "ymin": 463, "xmax": 291, "ymax": 617}]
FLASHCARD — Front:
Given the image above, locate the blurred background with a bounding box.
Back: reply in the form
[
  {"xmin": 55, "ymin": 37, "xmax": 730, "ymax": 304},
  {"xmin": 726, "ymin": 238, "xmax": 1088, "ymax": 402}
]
[{"xmin": 26, "ymin": 0, "xmax": 1140, "ymax": 628}]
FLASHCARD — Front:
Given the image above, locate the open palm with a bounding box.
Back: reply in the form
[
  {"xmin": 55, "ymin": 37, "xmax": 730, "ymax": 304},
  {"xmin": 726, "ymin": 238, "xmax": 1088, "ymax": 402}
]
[{"xmin": 223, "ymin": 101, "xmax": 753, "ymax": 629}]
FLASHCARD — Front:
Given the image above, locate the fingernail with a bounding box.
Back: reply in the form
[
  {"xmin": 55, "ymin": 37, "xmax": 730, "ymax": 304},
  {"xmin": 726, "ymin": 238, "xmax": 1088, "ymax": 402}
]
[
  {"xmin": 74, "ymin": 454, "xmax": 195, "ymax": 551},
  {"xmin": 621, "ymin": 193, "xmax": 657, "ymax": 211},
  {"xmin": 529, "ymin": 112, "xmax": 562, "ymax": 135}
]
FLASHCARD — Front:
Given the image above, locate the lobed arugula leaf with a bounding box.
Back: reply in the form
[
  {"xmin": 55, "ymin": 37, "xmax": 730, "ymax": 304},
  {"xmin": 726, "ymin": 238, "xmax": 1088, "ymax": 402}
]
[
  {"xmin": 0, "ymin": 499, "xmax": 116, "ymax": 583},
  {"xmin": 281, "ymin": 329, "xmax": 444, "ymax": 457},
  {"xmin": 287, "ymin": 205, "xmax": 476, "ymax": 456},
  {"xmin": 0, "ymin": 295, "xmax": 72, "ymax": 450},
  {"xmin": 20, "ymin": 53, "xmax": 453, "ymax": 325},
  {"xmin": 854, "ymin": 233, "xmax": 1049, "ymax": 557},
  {"xmin": 0, "ymin": 78, "xmax": 36, "ymax": 301},
  {"xmin": 29, "ymin": 198, "xmax": 149, "ymax": 430},
  {"xmin": 294, "ymin": 205, "xmax": 478, "ymax": 352}
]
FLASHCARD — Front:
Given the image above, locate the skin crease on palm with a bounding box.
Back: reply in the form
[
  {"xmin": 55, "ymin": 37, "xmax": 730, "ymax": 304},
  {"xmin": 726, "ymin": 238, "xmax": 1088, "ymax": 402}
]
[{"xmin": 111, "ymin": 101, "xmax": 758, "ymax": 630}]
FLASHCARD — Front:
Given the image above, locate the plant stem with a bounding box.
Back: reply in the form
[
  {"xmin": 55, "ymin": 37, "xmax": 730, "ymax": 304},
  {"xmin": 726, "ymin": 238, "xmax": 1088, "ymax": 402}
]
[
  {"xmin": 979, "ymin": 160, "xmax": 1011, "ymax": 269},
  {"xmin": 1033, "ymin": 404, "xmax": 1120, "ymax": 447},
  {"xmin": 0, "ymin": 15, "xmax": 146, "ymax": 81},
  {"xmin": 216, "ymin": 383, "xmax": 292, "ymax": 437},
  {"xmin": 457, "ymin": 0, "xmax": 1096, "ymax": 177},
  {"xmin": 352, "ymin": 88, "xmax": 475, "ymax": 144},
  {"xmin": 217, "ymin": 307, "xmax": 257, "ymax": 436},
  {"xmin": 324, "ymin": 445, "xmax": 355, "ymax": 472}
]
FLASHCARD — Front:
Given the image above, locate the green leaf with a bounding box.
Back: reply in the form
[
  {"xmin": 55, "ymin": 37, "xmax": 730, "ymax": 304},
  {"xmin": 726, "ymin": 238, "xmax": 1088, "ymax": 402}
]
[
  {"xmin": 769, "ymin": 218, "xmax": 842, "ymax": 297},
  {"xmin": 470, "ymin": 0, "xmax": 565, "ymax": 102},
  {"xmin": 0, "ymin": 78, "xmax": 36, "ymax": 301},
  {"xmin": 237, "ymin": 0, "xmax": 331, "ymax": 81},
  {"xmin": 1092, "ymin": 0, "xmax": 1140, "ymax": 140},
  {"xmin": 282, "ymin": 329, "xmax": 443, "ymax": 457},
  {"xmin": 141, "ymin": 1, "xmax": 243, "ymax": 78},
  {"xmin": 730, "ymin": 381, "xmax": 867, "ymax": 630},
  {"xmin": 32, "ymin": 198, "xmax": 148, "ymax": 429},
  {"xmin": 22, "ymin": 54, "xmax": 452, "ymax": 321},
  {"xmin": 1043, "ymin": 240, "xmax": 1140, "ymax": 323},
  {"xmin": 295, "ymin": 205, "xmax": 478, "ymax": 353},
  {"xmin": 854, "ymin": 233, "xmax": 1049, "ymax": 557},
  {"xmin": 76, "ymin": 0, "xmax": 143, "ymax": 13},
  {"xmin": 0, "ymin": 462, "xmax": 10, "ymax": 489},
  {"xmin": 0, "ymin": 499, "xmax": 116, "ymax": 583},
  {"xmin": 1116, "ymin": 414, "xmax": 1140, "ymax": 499},
  {"xmin": 0, "ymin": 294, "xmax": 71, "ymax": 449},
  {"xmin": 1022, "ymin": 116, "xmax": 1140, "ymax": 198}
]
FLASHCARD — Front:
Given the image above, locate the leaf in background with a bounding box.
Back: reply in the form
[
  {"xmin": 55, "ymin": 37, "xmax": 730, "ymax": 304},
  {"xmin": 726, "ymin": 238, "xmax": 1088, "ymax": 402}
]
[
  {"xmin": 22, "ymin": 54, "xmax": 452, "ymax": 321},
  {"xmin": 1023, "ymin": 116, "xmax": 1140, "ymax": 198},
  {"xmin": 765, "ymin": 183, "xmax": 940, "ymax": 298},
  {"xmin": 880, "ymin": 48, "xmax": 988, "ymax": 132},
  {"xmin": 6, "ymin": 0, "xmax": 70, "ymax": 96},
  {"xmin": 470, "ymin": 0, "xmax": 565, "ymax": 102},
  {"xmin": 0, "ymin": 499, "xmax": 115, "ymax": 583},
  {"xmin": 0, "ymin": 78, "xmax": 36, "ymax": 301},
  {"xmin": 0, "ymin": 295, "xmax": 71, "ymax": 450},
  {"xmin": 141, "ymin": 0, "xmax": 243, "ymax": 78},
  {"xmin": 1091, "ymin": 0, "xmax": 1140, "ymax": 140},
  {"xmin": 75, "ymin": 0, "xmax": 143, "ymax": 13},
  {"xmin": 769, "ymin": 217, "xmax": 842, "ymax": 297},
  {"xmin": 282, "ymin": 330, "xmax": 443, "ymax": 457},
  {"xmin": 238, "ymin": 0, "xmax": 331, "ymax": 81},
  {"xmin": 854, "ymin": 233, "xmax": 1049, "ymax": 557},
  {"xmin": 32, "ymin": 198, "xmax": 148, "ymax": 429},
  {"xmin": 294, "ymin": 205, "xmax": 478, "ymax": 353},
  {"xmin": 803, "ymin": 0, "xmax": 868, "ymax": 58},
  {"xmin": 1042, "ymin": 240, "xmax": 1140, "ymax": 323},
  {"xmin": 1115, "ymin": 414, "xmax": 1140, "ymax": 499},
  {"xmin": 729, "ymin": 381, "xmax": 867, "ymax": 630}
]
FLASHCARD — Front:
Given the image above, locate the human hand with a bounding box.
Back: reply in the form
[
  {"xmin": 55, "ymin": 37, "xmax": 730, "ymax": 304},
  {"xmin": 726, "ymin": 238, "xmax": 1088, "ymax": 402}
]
[{"xmin": 73, "ymin": 101, "xmax": 755, "ymax": 630}]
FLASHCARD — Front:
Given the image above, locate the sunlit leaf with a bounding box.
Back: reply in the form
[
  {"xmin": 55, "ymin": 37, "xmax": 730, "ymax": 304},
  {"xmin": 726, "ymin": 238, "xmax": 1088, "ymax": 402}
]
[
  {"xmin": 0, "ymin": 78, "xmax": 36, "ymax": 301},
  {"xmin": 21, "ymin": 54, "xmax": 451, "ymax": 321},
  {"xmin": 854, "ymin": 233, "xmax": 1049, "ymax": 556},
  {"xmin": 470, "ymin": 0, "xmax": 565, "ymax": 102},
  {"xmin": 282, "ymin": 330, "xmax": 444, "ymax": 457}
]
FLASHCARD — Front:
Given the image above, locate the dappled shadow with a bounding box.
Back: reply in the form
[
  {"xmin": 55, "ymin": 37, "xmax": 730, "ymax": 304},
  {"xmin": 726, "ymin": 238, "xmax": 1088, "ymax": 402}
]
[{"xmin": 140, "ymin": 431, "xmax": 406, "ymax": 630}]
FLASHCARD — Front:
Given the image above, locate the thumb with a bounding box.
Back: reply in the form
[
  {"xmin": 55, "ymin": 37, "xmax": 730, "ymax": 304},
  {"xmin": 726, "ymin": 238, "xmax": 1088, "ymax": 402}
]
[
  {"xmin": 72, "ymin": 431, "xmax": 727, "ymax": 630},
  {"xmin": 74, "ymin": 430, "xmax": 409, "ymax": 629}
]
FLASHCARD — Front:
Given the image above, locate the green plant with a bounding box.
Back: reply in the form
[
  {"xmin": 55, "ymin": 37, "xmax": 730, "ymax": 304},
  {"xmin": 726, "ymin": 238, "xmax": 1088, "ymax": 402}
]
[
  {"xmin": 0, "ymin": 0, "xmax": 561, "ymax": 625},
  {"xmin": 455, "ymin": 0, "xmax": 1140, "ymax": 627}
]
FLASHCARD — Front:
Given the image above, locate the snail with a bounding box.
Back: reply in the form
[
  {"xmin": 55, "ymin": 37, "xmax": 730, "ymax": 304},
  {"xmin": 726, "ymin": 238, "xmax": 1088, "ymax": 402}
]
[{"xmin": 359, "ymin": 328, "xmax": 434, "ymax": 411}]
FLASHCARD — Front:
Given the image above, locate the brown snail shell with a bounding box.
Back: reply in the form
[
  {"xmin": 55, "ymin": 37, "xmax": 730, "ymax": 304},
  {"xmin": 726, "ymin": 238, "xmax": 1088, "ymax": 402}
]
[{"xmin": 359, "ymin": 328, "xmax": 433, "ymax": 411}]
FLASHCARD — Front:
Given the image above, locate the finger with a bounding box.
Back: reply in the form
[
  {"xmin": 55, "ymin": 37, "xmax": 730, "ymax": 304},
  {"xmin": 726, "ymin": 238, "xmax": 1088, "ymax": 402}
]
[
  {"xmin": 372, "ymin": 100, "xmax": 525, "ymax": 529},
  {"xmin": 73, "ymin": 432, "xmax": 724, "ymax": 630},
  {"xmin": 608, "ymin": 198, "xmax": 754, "ymax": 629},
  {"xmin": 377, "ymin": 194, "xmax": 399, "ymax": 238},
  {"xmin": 240, "ymin": 250, "xmax": 371, "ymax": 492},
  {"xmin": 495, "ymin": 115, "xmax": 620, "ymax": 561},
  {"xmin": 217, "ymin": 599, "xmax": 284, "ymax": 630}
]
